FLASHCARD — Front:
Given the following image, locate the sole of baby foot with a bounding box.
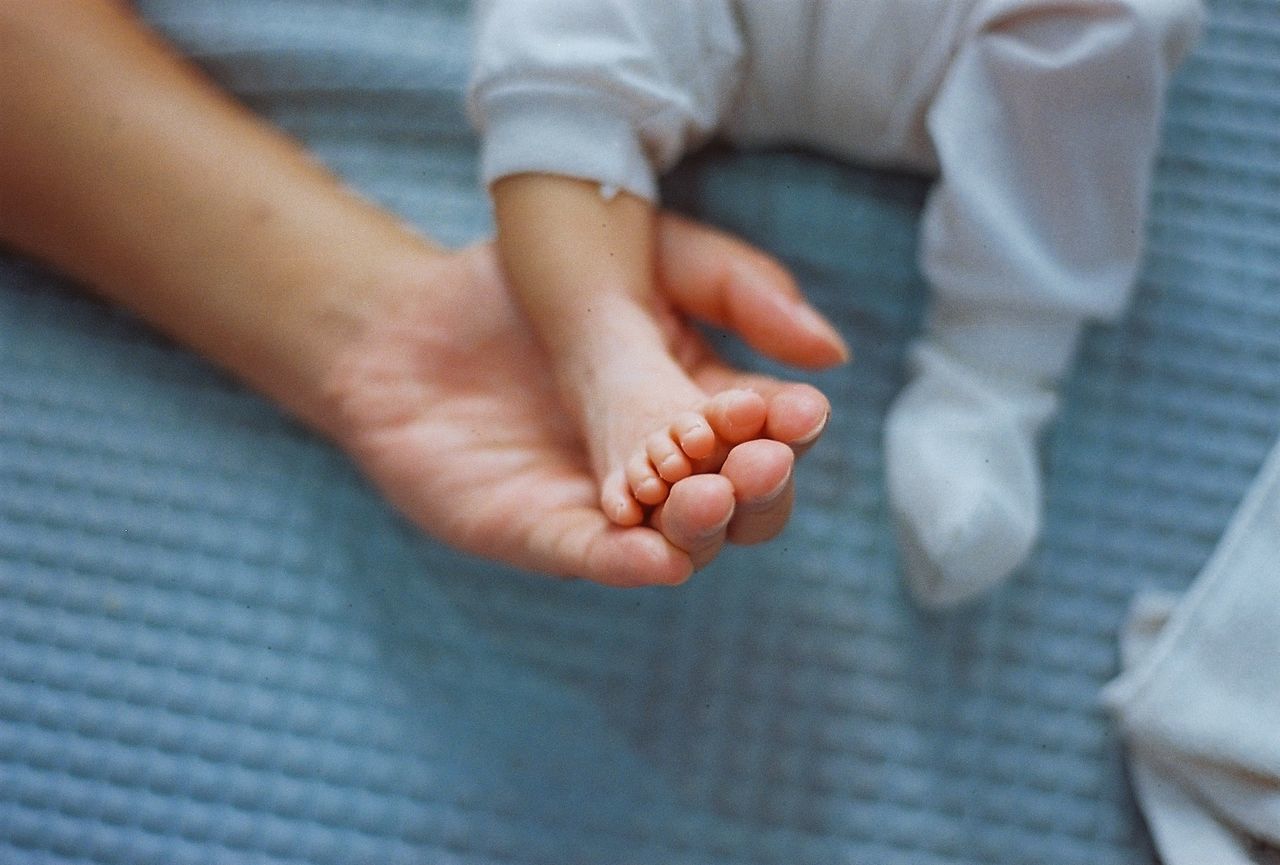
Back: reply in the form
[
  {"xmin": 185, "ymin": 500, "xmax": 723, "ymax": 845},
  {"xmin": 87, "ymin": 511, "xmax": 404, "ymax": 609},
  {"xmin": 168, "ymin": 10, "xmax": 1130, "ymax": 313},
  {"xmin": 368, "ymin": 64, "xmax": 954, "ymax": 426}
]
[{"xmin": 599, "ymin": 387, "xmax": 768, "ymax": 527}]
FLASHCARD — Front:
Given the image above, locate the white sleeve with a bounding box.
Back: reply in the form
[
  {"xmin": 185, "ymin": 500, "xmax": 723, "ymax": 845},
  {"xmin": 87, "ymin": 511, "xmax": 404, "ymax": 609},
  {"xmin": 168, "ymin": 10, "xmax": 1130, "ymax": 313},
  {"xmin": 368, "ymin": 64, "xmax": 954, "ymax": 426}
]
[{"xmin": 467, "ymin": 0, "xmax": 743, "ymax": 201}]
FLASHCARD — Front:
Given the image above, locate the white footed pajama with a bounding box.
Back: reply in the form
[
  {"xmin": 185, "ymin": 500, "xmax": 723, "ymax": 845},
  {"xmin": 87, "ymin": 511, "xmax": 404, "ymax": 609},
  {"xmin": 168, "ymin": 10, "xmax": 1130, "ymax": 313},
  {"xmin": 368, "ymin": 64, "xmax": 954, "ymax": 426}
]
[
  {"xmin": 883, "ymin": 0, "xmax": 1202, "ymax": 605},
  {"xmin": 469, "ymin": 0, "xmax": 1202, "ymax": 605}
]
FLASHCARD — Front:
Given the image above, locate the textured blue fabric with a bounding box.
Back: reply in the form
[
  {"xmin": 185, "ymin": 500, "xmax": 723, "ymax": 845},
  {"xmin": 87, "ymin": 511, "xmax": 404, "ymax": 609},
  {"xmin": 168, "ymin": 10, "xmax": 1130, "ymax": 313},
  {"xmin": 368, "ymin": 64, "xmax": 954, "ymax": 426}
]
[{"xmin": 2, "ymin": 1, "xmax": 1278, "ymax": 862}]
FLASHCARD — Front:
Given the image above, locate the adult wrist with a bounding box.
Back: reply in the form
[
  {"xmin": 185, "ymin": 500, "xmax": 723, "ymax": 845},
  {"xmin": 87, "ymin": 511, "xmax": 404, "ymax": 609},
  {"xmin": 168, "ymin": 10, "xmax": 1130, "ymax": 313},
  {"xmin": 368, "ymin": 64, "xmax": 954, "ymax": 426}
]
[{"xmin": 226, "ymin": 222, "xmax": 447, "ymax": 439}]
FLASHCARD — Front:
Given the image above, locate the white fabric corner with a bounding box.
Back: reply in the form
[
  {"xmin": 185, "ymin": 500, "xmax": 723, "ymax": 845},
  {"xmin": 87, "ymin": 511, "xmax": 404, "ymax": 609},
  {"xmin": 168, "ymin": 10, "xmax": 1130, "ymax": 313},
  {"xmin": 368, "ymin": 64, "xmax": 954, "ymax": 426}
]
[{"xmin": 1104, "ymin": 436, "xmax": 1280, "ymax": 862}]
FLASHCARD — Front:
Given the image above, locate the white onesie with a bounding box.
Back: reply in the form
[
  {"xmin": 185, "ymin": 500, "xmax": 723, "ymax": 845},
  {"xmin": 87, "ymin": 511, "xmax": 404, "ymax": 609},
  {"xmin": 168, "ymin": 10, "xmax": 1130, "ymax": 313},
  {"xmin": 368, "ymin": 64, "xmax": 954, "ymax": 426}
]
[{"xmin": 469, "ymin": 0, "xmax": 1203, "ymax": 605}]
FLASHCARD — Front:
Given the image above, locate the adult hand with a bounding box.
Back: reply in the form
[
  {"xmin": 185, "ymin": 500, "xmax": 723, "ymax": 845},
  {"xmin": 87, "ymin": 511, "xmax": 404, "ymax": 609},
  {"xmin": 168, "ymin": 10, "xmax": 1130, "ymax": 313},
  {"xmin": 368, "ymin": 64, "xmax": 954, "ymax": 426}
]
[
  {"xmin": 325, "ymin": 214, "xmax": 839, "ymax": 586},
  {"xmin": 0, "ymin": 1, "xmax": 842, "ymax": 587}
]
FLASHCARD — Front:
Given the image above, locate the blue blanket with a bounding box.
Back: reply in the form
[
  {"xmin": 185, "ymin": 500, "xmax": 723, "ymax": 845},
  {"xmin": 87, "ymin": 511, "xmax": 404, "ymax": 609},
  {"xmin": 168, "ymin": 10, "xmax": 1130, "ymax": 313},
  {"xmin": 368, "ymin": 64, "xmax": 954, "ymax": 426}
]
[{"xmin": 2, "ymin": 1, "xmax": 1278, "ymax": 862}]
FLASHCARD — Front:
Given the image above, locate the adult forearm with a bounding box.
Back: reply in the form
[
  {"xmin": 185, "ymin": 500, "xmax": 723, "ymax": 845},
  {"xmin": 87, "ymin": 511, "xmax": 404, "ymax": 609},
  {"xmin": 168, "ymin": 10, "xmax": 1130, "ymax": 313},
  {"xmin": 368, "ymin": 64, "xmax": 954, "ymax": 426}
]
[{"xmin": 0, "ymin": 0, "xmax": 436, "ymax": 430}]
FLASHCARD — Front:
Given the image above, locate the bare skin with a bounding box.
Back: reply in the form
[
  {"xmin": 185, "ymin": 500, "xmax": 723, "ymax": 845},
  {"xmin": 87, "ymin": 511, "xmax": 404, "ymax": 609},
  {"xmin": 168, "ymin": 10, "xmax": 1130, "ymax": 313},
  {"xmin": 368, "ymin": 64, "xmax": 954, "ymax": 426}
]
[
  {"xmin": 0, "ymin": 0, "xmax": 836, "ymax": 585},
  {"xmin": 327, "ymin": 230, "xmax": 834, "ymax": 585},
  {"xmin": 493, "ymin": 174, "xmax": 849, "ymax": 528}
]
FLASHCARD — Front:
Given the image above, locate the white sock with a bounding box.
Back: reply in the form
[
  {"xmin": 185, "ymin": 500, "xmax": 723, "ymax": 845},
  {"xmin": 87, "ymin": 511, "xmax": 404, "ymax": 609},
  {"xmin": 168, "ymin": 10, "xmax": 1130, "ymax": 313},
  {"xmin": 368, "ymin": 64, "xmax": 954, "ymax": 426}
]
[{"xmin": 885, "ymin": 341, "xmax": 1057, "ymax": 608}]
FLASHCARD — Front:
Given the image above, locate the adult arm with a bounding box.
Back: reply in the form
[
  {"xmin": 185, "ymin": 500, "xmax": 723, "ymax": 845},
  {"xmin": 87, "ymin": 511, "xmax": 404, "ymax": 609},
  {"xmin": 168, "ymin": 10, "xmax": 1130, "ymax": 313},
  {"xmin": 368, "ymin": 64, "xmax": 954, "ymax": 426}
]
[{"xmin": 0, "ymin": 0, "xmax": 435, "ymax": 433}]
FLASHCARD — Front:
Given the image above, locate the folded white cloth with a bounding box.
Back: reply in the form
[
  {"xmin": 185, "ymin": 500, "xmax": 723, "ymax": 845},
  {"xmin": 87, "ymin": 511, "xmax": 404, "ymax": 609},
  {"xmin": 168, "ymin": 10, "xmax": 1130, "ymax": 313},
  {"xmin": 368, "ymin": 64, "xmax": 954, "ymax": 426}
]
[{"xmin": 1104, "ymin": 437, "xmax": 1280, "ymax": 863}]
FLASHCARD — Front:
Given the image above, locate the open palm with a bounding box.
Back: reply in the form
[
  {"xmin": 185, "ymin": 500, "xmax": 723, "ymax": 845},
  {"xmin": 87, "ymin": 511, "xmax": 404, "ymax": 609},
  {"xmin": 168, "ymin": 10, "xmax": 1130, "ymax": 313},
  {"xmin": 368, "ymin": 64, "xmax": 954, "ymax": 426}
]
[{"xmin": 326, "ymin": 217, "xmax": 841, "ymax": 586}]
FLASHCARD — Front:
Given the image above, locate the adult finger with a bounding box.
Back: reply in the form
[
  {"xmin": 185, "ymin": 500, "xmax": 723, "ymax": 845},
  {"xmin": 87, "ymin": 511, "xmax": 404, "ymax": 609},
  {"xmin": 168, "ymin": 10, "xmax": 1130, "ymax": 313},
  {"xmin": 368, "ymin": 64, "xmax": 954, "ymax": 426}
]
[
  {"xmin": 694, "ymin": 363, "xmax": 831, "ymax": 457},
  {"xmin": 655, "ymin": 211, "xmax": 850, "ymax": 369}
]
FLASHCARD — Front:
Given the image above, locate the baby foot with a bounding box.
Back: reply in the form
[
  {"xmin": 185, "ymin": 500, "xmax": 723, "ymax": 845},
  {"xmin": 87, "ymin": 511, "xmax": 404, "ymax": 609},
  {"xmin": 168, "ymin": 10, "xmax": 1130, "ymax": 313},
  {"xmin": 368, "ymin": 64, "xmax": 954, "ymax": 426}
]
[{"xmin": 599, "ymin": 387, "xmax": 769, "ymax": 527}]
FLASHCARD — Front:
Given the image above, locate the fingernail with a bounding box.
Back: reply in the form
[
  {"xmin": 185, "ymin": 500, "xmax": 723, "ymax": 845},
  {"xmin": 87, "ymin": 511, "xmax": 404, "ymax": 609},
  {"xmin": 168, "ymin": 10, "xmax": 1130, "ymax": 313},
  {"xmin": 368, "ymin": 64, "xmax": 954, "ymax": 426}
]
[
  {"xmin": 694, "ymin": 508, "xmax": 735, "ymax": 541},
  {"xmin": 791, "ymin": 410, "xmax": 830, "ymax": 447},
  {"xmin": 733, "ymin": 470, "xmax": 793, "ymax": 517},
  {"xmin": 758, "ymin": 472, "xmax": 792, "ymax": 504}
]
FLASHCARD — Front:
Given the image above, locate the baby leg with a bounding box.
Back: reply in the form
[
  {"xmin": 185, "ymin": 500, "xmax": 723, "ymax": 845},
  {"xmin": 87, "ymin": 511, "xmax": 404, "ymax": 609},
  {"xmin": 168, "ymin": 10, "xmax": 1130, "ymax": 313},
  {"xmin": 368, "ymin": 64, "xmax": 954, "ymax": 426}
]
[
  {"xmin": 888, "ymin": 0, "xmax": 1203, "ymax": 607},
  {"xmin": 494, "ymin": 174, "xmax": 844, "ymax": 529}
]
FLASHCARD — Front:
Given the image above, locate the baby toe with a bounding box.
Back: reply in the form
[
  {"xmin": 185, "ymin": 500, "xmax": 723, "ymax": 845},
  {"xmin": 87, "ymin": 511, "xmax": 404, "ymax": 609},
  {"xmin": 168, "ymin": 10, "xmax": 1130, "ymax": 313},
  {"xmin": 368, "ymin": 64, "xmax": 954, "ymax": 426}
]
[
  {"xmin": 601, "ymin": 468, "xmax": 644, "ymax": 527},
  {"xmin": 626, "ymin": 451, "xmax": 669, "ymax": 506},
  {"xmin": 672, "ymin": 411, "xmax": 715, "ymax": 461},
  {"xmin": 648, "ymin": 430, "xmax": 692, "ymax": 483}
]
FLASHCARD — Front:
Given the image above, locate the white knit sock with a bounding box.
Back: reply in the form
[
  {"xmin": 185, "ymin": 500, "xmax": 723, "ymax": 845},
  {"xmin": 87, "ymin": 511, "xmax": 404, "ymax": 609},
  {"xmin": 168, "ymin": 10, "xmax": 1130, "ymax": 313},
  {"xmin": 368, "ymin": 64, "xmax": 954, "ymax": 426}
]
[{"xmin": 885, "ymin": 342, "xmax": 1057, "ymax": 608}]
